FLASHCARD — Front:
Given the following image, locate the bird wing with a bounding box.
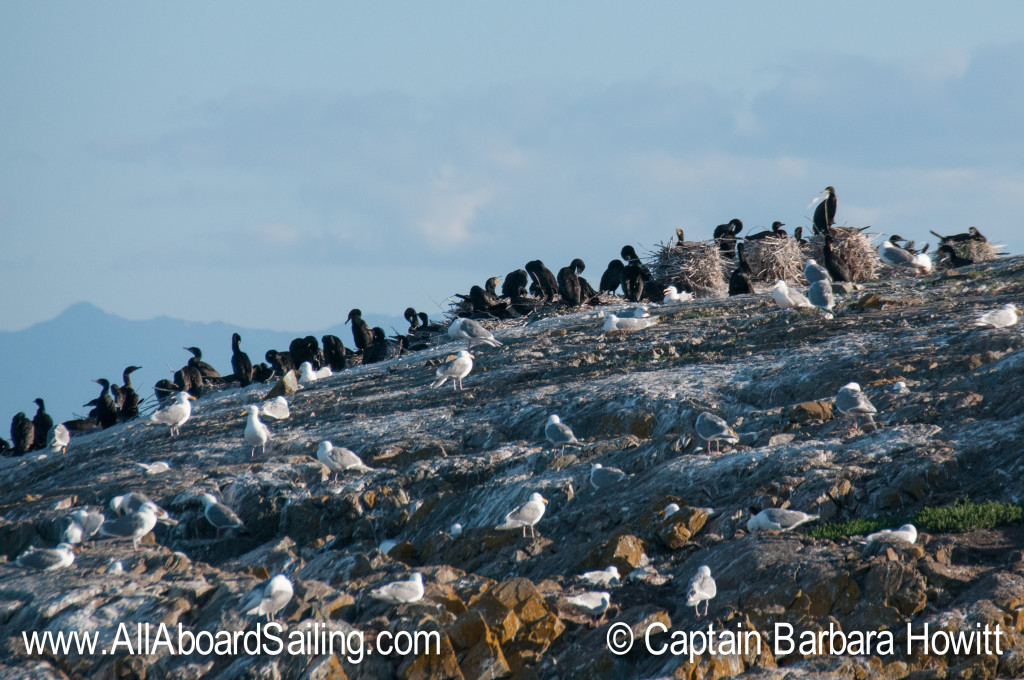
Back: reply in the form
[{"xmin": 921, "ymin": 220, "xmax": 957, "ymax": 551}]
[
  {"xmin": 99, "ymin": 512, "xmax": 150, "ymax": 538},
  {"xmin": 18, "ymin": 548, "xmax": 70, "ymax": 570},
  {"xmin": 546, "ymin": 422, "xmax": 577, "ymax": 444},
  {"xmin": 152, "ymin": 403, "xmax": 187, "ymax": 425},
  {"xmin": 504, "ymin": 499, "xmax": 543, "ymax": 526}
]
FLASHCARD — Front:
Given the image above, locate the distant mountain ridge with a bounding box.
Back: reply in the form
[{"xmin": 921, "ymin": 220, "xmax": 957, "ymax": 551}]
[{"xmin": 0, "ymin": 302, "xmax": 407, "ymax": 431}]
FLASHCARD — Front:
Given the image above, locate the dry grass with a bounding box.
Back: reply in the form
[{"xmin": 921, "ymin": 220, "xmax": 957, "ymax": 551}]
[
  {"xmin": 743, "ymin": 236, "xmax": 804, "ymax": 283},
  {"xmin": 649, "ymin": 240, "xmax": 727, "ymax": 298},
  {"xmin": 964, "ymin": 239, "xmax": 1003, "ymax": 263},
  {"xmin": 807, "ymin": 227, "xmax": 880, "ymax": 282}
]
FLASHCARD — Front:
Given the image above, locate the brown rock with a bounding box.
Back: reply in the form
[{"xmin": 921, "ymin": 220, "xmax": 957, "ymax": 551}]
[
  {"xmin": 789, "ymin": 400, "xmax": 834, "ymax": 423},
  {"xmin": 591, "ymin": 534, "xmax": 648, "ymax": 575},
  {"xmin": 399, "ymin": 632, "xmax": 464, "ymax": 680},
  {"xmin": 656, "ymin": 507, "xmax": 710, "ymax": 549}
]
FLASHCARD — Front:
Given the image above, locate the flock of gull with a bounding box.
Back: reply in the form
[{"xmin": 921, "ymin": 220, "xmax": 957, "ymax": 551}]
[{"xmin": 6, "ymin": 185, "xmax": 1020, "ymax": 625}]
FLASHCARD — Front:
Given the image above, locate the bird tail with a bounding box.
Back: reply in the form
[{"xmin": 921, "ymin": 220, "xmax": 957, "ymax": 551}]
[
  {"xmin": 484, "ymin": 338, "xmax": 503, "ymax": 347},
  {"xmin": 430, "ymin": 377, "xmax": 447, "ymax": 388},
  {"xmin": 496, "ymin": 520, "xmax": 520, "ymax": 531}
]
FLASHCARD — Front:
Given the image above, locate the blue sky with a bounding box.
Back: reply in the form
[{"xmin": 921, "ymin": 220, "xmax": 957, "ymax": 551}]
[{"xmin": 2, "ymin": 2, "xmax": 1023, "ymax": 332}]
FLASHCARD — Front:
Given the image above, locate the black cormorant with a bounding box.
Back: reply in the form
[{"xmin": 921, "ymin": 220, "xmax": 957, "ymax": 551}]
[
  {"xmin": 31, "ymin": 398, "xmax": 53, "ymax": 451},
  {"xmin": 153, "ymin": 379, "xmax": 178, "ymax": 404},
  {"xmin": 713, "ymin": 219, "xmax": 743, "ymax": 258},
  {"xmin": 404, "ymin": 308, "xmax": 420, "ymax": 333},
  {"xmin": 289, "ymin": 337, "xmax": 313, "ymax": 369},
  {"xmin": 265, "ymin": 349, "xmax": 295, "ymax": 374},
  {"xmin": 510, "ymin": 287, "xmax": 543, "ymax": 315},
  {"xmin": 362, "ymin": 327, "xmax": 390, "ymax": 364},
  {"xmin": 525, "ymin": 260, "xmax": 559, "ymax": 301},
  {"xmin": 10, "ymin": 412, "xmax": 34, "ymax": 455},
  {"xmin": 729, "ymin": 242, "xmax": 755, "ymax": 296},
  {"xmin": 501, "ymin": 269, "xmax": 529, "ymax": 299},
  {"xmin": 793, "ymin": 226, "xmax": 808, "ymax": 245},
  {"xmin": 231, "ymin": 333, "xmax": 253, "ymax": 387},
  {"xmin": 813, "ymin": 186, "xmax": 837, "ymax": 234},
  {"xmin": 119, "ymin": 366, "xmax": 142, "ymax": 420},
  {"xmin": 305, "ymin": 336, "xmax": 325, "ymax": 369},
  {"xmin": 184, "ymin": 347, "xmax": 221, "ymax": 381},
  {"xmin": 91, "ymin": 379, "xmax": 118, "ymax": 428},
  {"xmin": 930, "ymin": 226, "xmax": 987, "ymax": 244},
  {"xmin": 599, "ymin": 260, "xmax": 624, "ymax": 294},
  {"xmin": 557, "ymin": 259, "xmax": 584, "ymax": 306},
  {"xmin": 621, "ymin": 261, "xmax": 646, "ymax": 302},
  {"xmin": 936, "ymin": 244, "xmax": 974, "ymax": 268},
  {"xmin": 466, "ymin": 277, "xmax": 511, "ymax": 317},
  {"xmin": 346, "ymin": 309, "xmax": 373, "ymax": 352},
  {"xmin": 822, "ymin": 229, "xmax": 853, "ymax": 282},
  {"xmin": 173, "ymin": 365, "xmax": 204, "ymax": 399},
  {"xmin": 322, "ymin": 334, "xmax": 347, "ymax": 371},
  {"xmin": 418, "ymin": 312, "xmax": 442, "ymax": 334},
  {"xmin": 745, "ymin": 221, "xmax": 787, "ymax": 241},
  {"xmin": 252, "ymin": 363, "xmax": 274, "ymax": 382}
]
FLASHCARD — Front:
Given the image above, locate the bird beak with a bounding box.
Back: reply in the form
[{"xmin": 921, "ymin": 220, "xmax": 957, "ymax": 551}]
[
  {"xmin": 240, "ymin": 410, "xmax": 248, "ymax": 416},
  {"xmin": 542, "ymin": 498, "xmax": 549, "ymax": 504},
  {"xmin": 187, "ymin": 395, "xmax": 197, "ymax": 401},
  {"xmin": 445, "ymin": 354, "xmax": 457, "ymax": 361},
  {"xmin": 663, "ymin": 288, "xmax": 672, "ymax": 295}
]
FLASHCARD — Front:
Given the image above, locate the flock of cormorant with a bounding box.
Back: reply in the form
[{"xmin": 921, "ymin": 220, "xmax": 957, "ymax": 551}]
[{"xmin": 2, "ymin": 185, "xmax": 994, "ymax": 456}]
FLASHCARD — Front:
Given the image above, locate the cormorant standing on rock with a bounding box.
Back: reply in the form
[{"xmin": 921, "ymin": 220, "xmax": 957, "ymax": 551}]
[
  {"xmin": 418, "ymin": 313, "xmax": 442, "ymax": 334},
  {"xmin": 31, "ymin": 399, "xmax": 53, "ymax": 451},
  {"xmin": 184, "ymin": 347, "xmax": 221, "ymax": 381},
  {"xmin": 346, "ymin": 309, "xmax": 373, "ymax": 352},
  {"xmin": 599, "ymin": 260, "xmax": 624, "ymax": 294},
  {"xmin": 322, "ymin": 335, "xmax": 347, "ymax": 371},
  {"xmin": 10, "ymin": 413, "xmax": 33, "ymax": 455},
  {"xmin": 621, "ymin": 261, "xmax": 645, "ymax": 302},
  {"xmin": 231, "ymin": 333, "xmax": 253, "ymax": 386},
  {"xmin": 813, "ymin": 186, "xmax": 837, "ymax": 234},
  {"xmin": 265, "ymin": 350, "xmax": 294, "ymax": 375},
  {"xmin": 289, "ymin": 337, "xmax": 313, "ymax": 369},
  {"xmin": 501, "ymin": 270, "xmax": 529, "ymax": 299},
  {"xmin": 91, "ymin": 379, "xmax": 119, "ymax": 428},
  {"xmin": 173, "ymin": 364, "xmax": 204, "ymax": 399},
  {"xmin": 729, "ymin": 242, "xmax": 755, "ymax": 296},
  {"xmin": 404, "ymin": 308, "xmax": 420, "ymax": 333},
  {"xmin": 304, "ymin": 336, "xmax": 325, "ymax": 370},
  {"xmin": 713, "ymin": 219, "xmax": 743, "ymax": 258},
  {"xmin": 119, "ymin": 366, "xmax": 142, "ymax": 420},
  {"xmin": 557, "ymin": 259, "xmax": 584, "ymax": 306},
  {"xmin": 153, "ymin": 379, "xmax": 178, "ymax": 405},
  {"xmin": 466, "ymin": 278, "xmax": 511, "ymax": 317},
  {"xmin": 525, "ymin": 260, "xmax": 559, "ymax": 302},
  {"xmin": 362, "ymin": 328, "xmax": 390, "ymax": 364},
  {"xmin": 822, "ymin": 229, "xmax": 853, "ymax": 282}
]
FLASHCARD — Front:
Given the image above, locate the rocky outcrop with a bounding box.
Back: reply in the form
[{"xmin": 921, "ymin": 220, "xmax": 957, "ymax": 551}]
[{"xmin": 3, "ymin": 257, "xmax": 1024, "ymax": 678}]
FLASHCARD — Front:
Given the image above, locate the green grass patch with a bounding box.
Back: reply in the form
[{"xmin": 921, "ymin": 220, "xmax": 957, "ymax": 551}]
[{"xmin": 805, "ymin": 498, "xmax": 1023, "ymax": 540}]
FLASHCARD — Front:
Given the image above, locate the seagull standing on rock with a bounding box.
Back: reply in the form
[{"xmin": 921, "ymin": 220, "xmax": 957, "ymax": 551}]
[
  {"xmin": 695, "ymin": 412, "xmax": 739, "ymax": 453},
  {"xmin": 243, "ymin": 405, "xmax": 270, "ymax": 456},
  {"xmin": 686, "ymin": 565, "xmax": 717, "ymax": 617},
  {"xmin": 371, "ymin": 572, "xmax": 425, "ymax": 604},
  {"xmin": 498, "ymin": 492, "xmax": 548, "ymax": 538},
  {"xmin": 200, "ymin": 493, "xmax": 246, "ymax": 535},
  {"xmin": 835, "ymin": 382, "xmax": 877, "ymax": 432},
  {"xmin": 150, "ymin": 392, "xmax": 195, "ymax": 436},
  {"xmin": 580, "ymin": 566, "xmax": 621, "ymax": 587},
  {"xmin": 545, "ymin": 415, "xmax": 579, "ymax": 454},
  {"xmin": 98, "ymin": 502, "xmax": 159, "ymax": 550},
  {"xmin": 239, "ymin": 574, "xmax": 294, "ymax": 622},
  {"xmin": 771, "ymin": 280, "xmax": 814, "ymax": 310},
  {"xmin": 430, "ymin": 350, "xmax": 474, "ymax": 391}
]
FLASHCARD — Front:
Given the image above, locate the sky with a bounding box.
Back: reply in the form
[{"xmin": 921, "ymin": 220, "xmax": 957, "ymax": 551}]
[{"xmin": 2, "ymin": 2, "xmax": 1024, "ymax": 333}]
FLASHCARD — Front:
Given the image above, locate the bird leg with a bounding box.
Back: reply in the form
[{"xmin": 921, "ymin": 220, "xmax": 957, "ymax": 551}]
[
  {"xmin": 694, "ymin": 604, "xmax": 701, "ymax": 617},
  {"xmin": 703, "ymin": 599, "xmax": 710, "ymax": 617}
]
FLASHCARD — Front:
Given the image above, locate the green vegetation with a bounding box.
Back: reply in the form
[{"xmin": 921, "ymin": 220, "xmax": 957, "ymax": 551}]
[{"xmin": 806, "ymin": 498, "xmax": 1023, "ymax": 540}]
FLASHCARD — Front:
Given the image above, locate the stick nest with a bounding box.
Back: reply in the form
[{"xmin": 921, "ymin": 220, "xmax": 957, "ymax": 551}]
[
  {"xmin": 649, "ymin": 240, "xmax": 727, "ymax": 297},
  {"xmin": 742, "ymin": 236, "xmax": 804, "ymax": 283},
  {"xmin": 960, "ymin": 239, "xmax": 1003, "ymax": 263},
  {"xmin": 807, "ymin": 227, "xmax": 880, "ymax": 282}
]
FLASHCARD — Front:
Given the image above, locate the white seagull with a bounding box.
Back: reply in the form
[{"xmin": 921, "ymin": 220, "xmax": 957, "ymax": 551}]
[
  {"xmin": 48, "ymin": 423, "xmax": 70, "ymax": 454},
  {"xmin": 316, "ymin": 441, "xmax": 374, "ymax": 478},
  {"xmin": 835, "ymin": 382, "xmax": 877, "ymax": 432},
  {"xmin": 299, "ymin": 361, "xmax": 332, "ymax": 383},
  {"xmin": 371, "ymin": 572, "xmax": 425, "ymax": 604},
  {"xmin": 862, "ymin": 523, "xmax": 918, "ymax": 545},
  {"xmin": 98, "ymin": 502, "xmax": 159, "ymax": 550},
  {"xmin": 545, "ymin": 414, "xmax": 579, "ymax": 453},
  {"xmin": 448, "ymin": 318, "xmax": 502, "ymax": 348},
  {"xmin": 430, "ymin": 350, "xmax": 474, "ymax": 391},
  {"xmin": 686, "ymin": 565, "xmax": 717, "ymax": 617},
  {"xmin": 804, "ymin": 258, "xmax": 831, "ymax": 285},
  {"xmin": 695, "ymin": 412, "xmax": 739, "ymax": 453},
  {"xmin": 580, "ymin": 566, "xmax": 621, "ymax": 587},
  {"xmin": 566, "ymin": 591, "xmax": 611, "ymax": 620},
  {"xmin": 808, "ymin": 280, "xmax": 835, "ymax": 319},
  {"xmin": 243, "ymin": 405, "xmax": 271, "ymax": 456},
  {"xmin": 200, "ymin": 493, "xmax": 246, "ymax": 534},
  {"xmin": 498, "ymin": 492, "xmax": 548, "ymax": 538},
  {"xmin": 771, "ymin": 280, "xmax": 814, "ymax": 310},
  {"xmin": 747, "ymin": 508, "xmax": 820, "ymax": 532},
  {"xmin": 261, "ymin": 396, "xmax": 291, "ymax": 420},
  {"xmin": 589, "ymin": 463, "xmax": 628, "ymax": 490},
  {"xmin": 150, "ymin": 392, "xmax": 195, "ymax": 436},
  {"xmin": 603, "ymin": 314, "xmax": 658, "ymax": 331},
  {"xmin": 975, "ymin": 303, "xmax": 1020, "ymax": 329},
  {"xmin": 239, "ymin": 574, "xmax": 294, "ymax": 621},
  {"xmin": 662, "ymin": 286, "xmax": 694, "ymax": 304},
  {"xmin": 17, "ymin": 543, "xmax": 76, "ymax": 571}
]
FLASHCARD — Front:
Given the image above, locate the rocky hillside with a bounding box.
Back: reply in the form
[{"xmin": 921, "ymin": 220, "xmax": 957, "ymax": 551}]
[{"xmin": 3, "ymin": 256, "xmax": 1024, "ymax": 680}]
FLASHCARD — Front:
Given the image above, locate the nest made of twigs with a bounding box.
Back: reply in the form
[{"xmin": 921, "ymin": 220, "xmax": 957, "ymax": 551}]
[
  {"xmin": 958, "ymin": 239, "xmax": 1003, "ymax": 263},
  {"xmin": 649, "ymin": 240, "xmax": 727, "ymax": 297},
  {"xmin": 742, "ymin": 236, "xmax": 804, "ymax": 283},
  {"xmin": 807, "ymin": 227, "xmax": 879, "ymax": 282}
]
